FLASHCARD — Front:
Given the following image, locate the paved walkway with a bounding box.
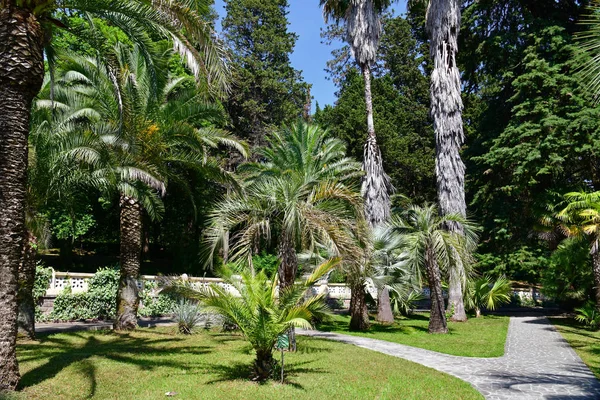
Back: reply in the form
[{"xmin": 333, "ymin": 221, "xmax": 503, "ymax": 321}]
[{"xmin": 299, "ymin": 317, "xmax": 600, "ymax": 400}]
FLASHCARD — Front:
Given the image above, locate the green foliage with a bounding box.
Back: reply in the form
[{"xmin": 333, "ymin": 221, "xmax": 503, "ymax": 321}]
[
  {"xmin": 33, "ymin": 263, "xmax": 52, "ymax": 301},
  {"xmin": 542, "ymin": 238, "xmax": 592, "ymax": 308},
  {"xmin": 575, "ymin": 302, "xmax": 600, "ymax": 330},
  {"xmin": 47, "ymin": 207, "xmax": 95, "ymax": 241},
  {"xmin": 139, "ymin": 281, "xmax": 178, "ymax": 317},
  {"xmin": 252, "ymin": 252, "xmax": 279, "ymax": 277},
  {"xmin": 465, "ymin": 276, "xmax": 512, "ymax": 316},
  {"xmin": 173, "ymin": 299, "xmax": 205, "ymax": 334},
  {"xmin": 165, "ymin": 260, "xmax": 336, "ymax": 380},
  {"xmin": 48, "ymin": 267, "xmax": 119, "ymax": 321},
  {"xmin": 462, "ymin": 2, "xmax": 600, "ymax": 268},
  {"xmin": 389, "ymin": 287, "xmax": 424, "ymax": 317},
  {"xmin": 475, "ymin": 247, "xmax": 549, "ymax": 283},
  {"xmin": 222, "ymin": 0, "xmax": 309, "ymax": 146}
]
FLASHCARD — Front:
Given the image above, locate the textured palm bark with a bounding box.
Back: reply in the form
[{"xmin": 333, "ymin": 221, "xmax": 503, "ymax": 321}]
[
  {"xmin": 0, "ymin": 5, "xmax": 45, "ymax": 390},
  {"xmin": 278, "ymin": 232, "xmax": 298, "ymax": 350},
  {"xmin": 426, "ymin": 245, "xmax": 448, "ymax": 334},
  {"xmin": 360, "ymin": 65, "xmax": 391, "ymax": 227},
  {"xmin": 277, "ymin": 232, "xmax": 297, "ymax": 291},
  {"xmin": 376, "ymin": 286, "xmax": 394, "ymax": 324},
  {"xmin": 592, "ymin": 250, "xmax": 600, "ymax": 311},
  {"xmin": 253, "ymin": 348, "xmax": 276, "ymax": 381},
  {"xmin": 17, "ymin": 232, "xmax": 37, "ymax": 340},
  {"xmin": 349, "ymin": 280, "xmax": 370, "ymax": 331},
  {"xmin": 114, "ymin": 196, "xmax": 143, "ymax": 331},
  {"xmin": 426, "ymin": 0, "xmax": 467, "ymax": 322}
]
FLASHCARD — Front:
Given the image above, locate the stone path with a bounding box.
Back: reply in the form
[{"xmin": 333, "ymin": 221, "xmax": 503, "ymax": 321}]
[{"xmin": 299, "ymin": 317, "xmax": 600, "ymax": 400}]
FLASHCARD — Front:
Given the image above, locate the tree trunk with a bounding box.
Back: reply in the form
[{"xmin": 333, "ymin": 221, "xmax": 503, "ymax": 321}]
[
  {"xmin": 114, "ymin": 196, "xmax": 143, "ymax": 331},
  {"xmin": 0, "ymin": 5, "xmax": 45, "ymax": 391},
  {"xmin": 349, "ymin": 279, "xmax": 370, "ymax": 331},
  {"xmin": 277, "ymin": 231, "xmax": 297, "ymax": 291},
  {"xmin": 360, "ymin": 64, "xmax": 391, "ymax": 227},
  {"xmin": 427, "ymin": 0, "xmax": 467, "ymax": 323},
  {"xmin": 376, "ymin": 286, "xmax": 394, "ymax": 324},
  {"xmin": 448, "ymin": 273, "xmax": 467, "ymax": 322},
  {"xmin": 592, "ymin": 250, "xmax": 600, "ymax": 311},
  {"xmin": 253, "ymin": 348, "xmax": 275, "ymax": 381},
  {"xmin": 17, "ymin": 232, "xmax": 37, "ymax": 340},
  {"xmin": 278, "ymin": 231, "xmax": 298, "ymax": 350},
  {"xmin": 426, "ymin": 245, "xmax": 448, "ymax": 334}
]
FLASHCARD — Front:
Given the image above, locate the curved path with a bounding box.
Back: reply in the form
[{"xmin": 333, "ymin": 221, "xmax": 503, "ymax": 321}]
[{"xmin": 299, "ymin": 317, "xmax": 600, "ymax": 400}]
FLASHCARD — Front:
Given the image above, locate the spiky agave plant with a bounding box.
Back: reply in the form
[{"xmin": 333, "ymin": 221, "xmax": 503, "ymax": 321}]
[{"xmin": 164, "ymin": 258, "xmax": 338, "ymax": 381}]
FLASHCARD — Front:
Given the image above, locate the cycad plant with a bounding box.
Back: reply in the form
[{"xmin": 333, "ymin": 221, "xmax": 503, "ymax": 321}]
[
  {"xmin": 464, "ymin": 276, "xmax": 512, "ymax": 318},
  {"xmin": 166, "ymin": 259, "xmax": 338, "ymax": 381},
  {"xmin": 387, "ymin": 204, "xmax": 478, "ymax": 333}
]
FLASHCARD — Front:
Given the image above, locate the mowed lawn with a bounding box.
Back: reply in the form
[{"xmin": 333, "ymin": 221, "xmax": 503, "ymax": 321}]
[
  {"xmin": 551, "ymin": 318, "xmax": 600, "ymax": 379},
  {"xmin": 318, "ymin": 313, "xmax": 510, "ymax": 358},
  {"xmin": 6, "ymin": 327, "xmax": 483, "ymax": 400}
]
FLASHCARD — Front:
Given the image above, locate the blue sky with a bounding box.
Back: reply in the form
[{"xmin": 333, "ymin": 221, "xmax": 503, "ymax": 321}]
[{"xmin": 213, "ymin": 0, "xmax": 407, "ymax": 110}]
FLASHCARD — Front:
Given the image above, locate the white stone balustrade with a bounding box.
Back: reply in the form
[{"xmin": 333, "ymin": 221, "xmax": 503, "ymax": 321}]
[{"xmin": 44, "ymin": 269, "xmax": 543, "ymax": 302}]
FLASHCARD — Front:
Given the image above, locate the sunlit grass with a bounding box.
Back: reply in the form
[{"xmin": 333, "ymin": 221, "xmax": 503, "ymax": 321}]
[
  {"xmin": 318, "ymin": 313, "xmax": 509, "ymax": 358},
  {"xmin": 7, "ymin": 327, "xmax": 482, "ymax": 400},
  {"xmin": 551, "ymin": 317, "xmax": 600, "ymax": 379}
]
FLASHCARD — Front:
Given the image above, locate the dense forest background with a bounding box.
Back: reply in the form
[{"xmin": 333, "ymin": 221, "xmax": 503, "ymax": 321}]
[{"xmin": 39, "ymin": 0, "xmax": 599, "ymax": 305}]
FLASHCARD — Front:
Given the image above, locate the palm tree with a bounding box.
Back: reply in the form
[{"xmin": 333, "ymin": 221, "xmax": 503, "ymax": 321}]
[
  {"xmin": 464, "ymin": 276, "xmax": 512, "ymax": 318},
  {"xmin": 0, "ymin": 0, "xmax": 229, "ymax": 389},
  {"xmin": 206, "ymin": 122, "xmax": 364, "ymax": 289},
  {"xmin": 36, "ymin": 44, "xmax": 245, "ymax": 331},
  {"xmin": 555, "ymin": 191, "xmax": 600, "ymax": 310},
  {"xmin": 388, "ymin": 204, "xmax": 478, "ymax": 333},
  {"xmin": 205, "ymin": 122, "xmax": 367, "ymax": 335},
  {"xmin": 164, "ymin": 258, "xmax": 337, "ymax": 381},
  {"xmin": 320, "ymin": 0, "xmax": 393, "ymax": 227},
  {"xmin": 423, "ymin": 0, "xmax": 468, "ymax": 322}
]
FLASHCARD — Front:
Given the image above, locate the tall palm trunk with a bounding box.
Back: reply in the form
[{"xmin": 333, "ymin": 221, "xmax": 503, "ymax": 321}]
[
  {"xmin": 360, "ymin": 64, "xmax": 390, "ymax": 227},
  {"xmin": 0, "ymin": 5, "xmax": 45, "ymax": 390},
  {"xmin": 592, "ymin": 250, "xmax": 600, "ymax": 311},
  {"xmin": 360, "ymin": 63, "xmax": 394, "ymax": 324},
  {"xmin": 17, "ymin": 232, "xmax": 37, "ymax": 340},
  {"xmin": 278, "ymin": 231, "xmax": 298, "ymax": 350},
  {"xmin": 114, "ymin": 195, "xmax": 143, "ymax": 330},
  {"xmin": 349, "ymin": 278, "xmax": 370, "ymax": 331},
  {"xmin": 426, "ymin": 0, "xmax": 467, "ymax": 322},
  {"xmin": 425, "ymin": 244, "xmax": 447, "ymax": 333}
]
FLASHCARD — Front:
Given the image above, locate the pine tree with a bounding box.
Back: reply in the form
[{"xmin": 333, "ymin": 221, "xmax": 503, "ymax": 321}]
[{"xmin": 222, "ymin": 0, "xmax": 309, "ymax": 148}]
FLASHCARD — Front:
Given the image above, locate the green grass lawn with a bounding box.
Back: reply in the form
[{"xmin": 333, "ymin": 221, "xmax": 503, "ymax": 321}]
[
  {"xmin": 6, "ymin": 327, "xmax": 482, "ymax": 400},
  {"xmin": 551, "ymin": 317, "xmax": 600, "ymax": 379},
  {"xmin": 317, "ymin": 313, "xmax": 509, "ymax": 358}
]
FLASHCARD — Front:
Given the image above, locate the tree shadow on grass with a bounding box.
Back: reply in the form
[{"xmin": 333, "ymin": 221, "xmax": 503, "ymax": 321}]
[
  {"xmin": 203, "ymin": 357, "xmax": 327, "ymax": 390},
  {"xmin": 17, "ymin": 330, "xmax": 212, "ymax": 396}
]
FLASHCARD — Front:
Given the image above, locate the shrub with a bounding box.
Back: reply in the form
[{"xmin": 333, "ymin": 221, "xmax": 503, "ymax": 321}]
[
  {"xmin": 574, "ymin": 302, "xmax": 600, "ymax": 330},
  {"xmin": 138, "ymin": 281, "xmax": 177, "ymax": 317},
  {"xmin": 34, "ymin": 264, "xmax": 53, "ymax": 322},
  {"xmin": 49, "ymin": 266, "xmax": 119, "ymax": 321}
]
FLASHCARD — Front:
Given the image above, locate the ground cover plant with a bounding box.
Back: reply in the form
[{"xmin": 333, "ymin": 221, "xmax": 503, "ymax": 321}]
[
  {"xmin": 318, "ymin": 313, "xmax": 509, "ymax": 358},
  {"xmin": 551, "ymin": 317, "xmax": 600, "ymax": 379},
  {"xmin": 10, "ymin": 328, "xmax": 482, "ymax": 400}
]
